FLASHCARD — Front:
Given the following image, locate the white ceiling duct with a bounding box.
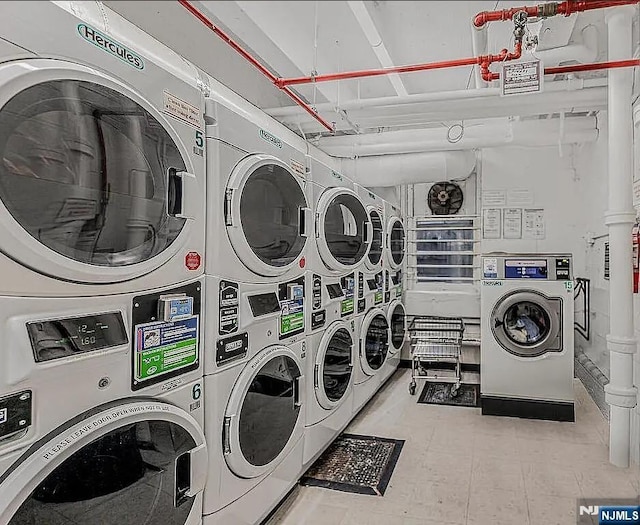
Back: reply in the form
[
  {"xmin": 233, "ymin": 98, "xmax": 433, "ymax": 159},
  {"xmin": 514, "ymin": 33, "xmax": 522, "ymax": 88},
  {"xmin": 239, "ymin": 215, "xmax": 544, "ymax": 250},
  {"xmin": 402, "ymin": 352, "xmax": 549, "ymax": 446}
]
[
  {"xmin": 342, "ymin": 150, "xmax": 477, "ymax": 187},
  {"xmin": 318, "ymin": 116, "xmax": 599, "ymax": 157}
]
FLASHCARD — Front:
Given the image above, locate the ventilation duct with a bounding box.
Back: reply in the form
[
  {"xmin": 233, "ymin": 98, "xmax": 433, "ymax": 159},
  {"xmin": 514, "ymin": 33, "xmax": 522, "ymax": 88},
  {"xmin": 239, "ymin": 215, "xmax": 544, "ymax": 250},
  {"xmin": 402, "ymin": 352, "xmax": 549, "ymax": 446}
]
[
  {"xmin": 320, "ymin": 116, "xmax": 599, "ymax": 157},
  {"xmin": 341, "ymin": 151, "xmax": 477, "ymax": 187}
]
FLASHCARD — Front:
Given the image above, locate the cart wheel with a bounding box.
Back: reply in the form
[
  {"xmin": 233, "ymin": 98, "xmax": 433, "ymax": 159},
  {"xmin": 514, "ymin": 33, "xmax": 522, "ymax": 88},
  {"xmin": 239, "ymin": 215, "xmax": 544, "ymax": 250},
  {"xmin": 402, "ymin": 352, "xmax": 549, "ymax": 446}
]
[{"xmin": 409, "ymin": 382, "xmax": 416, "ymax": 396}]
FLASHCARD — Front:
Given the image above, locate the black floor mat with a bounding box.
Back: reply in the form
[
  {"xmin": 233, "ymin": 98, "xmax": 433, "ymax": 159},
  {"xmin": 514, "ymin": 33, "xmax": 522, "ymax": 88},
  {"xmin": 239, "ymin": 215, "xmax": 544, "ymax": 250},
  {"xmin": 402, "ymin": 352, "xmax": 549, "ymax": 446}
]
[
  {"xmin": 300, "ymin": 433, "xmax": 404, "ymax": 496},
  {"xmin": 417, "ymin": 381, "xmax": 479, "ymax": 407}
]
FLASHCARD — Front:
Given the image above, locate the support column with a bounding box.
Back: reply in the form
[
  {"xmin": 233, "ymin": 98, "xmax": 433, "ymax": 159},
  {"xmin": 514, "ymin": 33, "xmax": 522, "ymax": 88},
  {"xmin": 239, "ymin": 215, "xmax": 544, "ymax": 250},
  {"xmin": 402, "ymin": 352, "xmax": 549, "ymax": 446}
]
[{"xmin": 604, "ymin": 5, "xmax": 637, "ymax": 468}]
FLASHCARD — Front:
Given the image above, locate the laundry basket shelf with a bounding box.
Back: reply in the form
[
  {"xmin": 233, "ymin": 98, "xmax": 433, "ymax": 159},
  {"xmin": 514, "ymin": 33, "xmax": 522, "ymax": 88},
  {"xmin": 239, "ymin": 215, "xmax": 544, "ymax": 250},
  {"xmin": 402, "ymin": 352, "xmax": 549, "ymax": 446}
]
[{"xmin": 408, "ymin": 316, "xmax": 465, "ymax": 396}]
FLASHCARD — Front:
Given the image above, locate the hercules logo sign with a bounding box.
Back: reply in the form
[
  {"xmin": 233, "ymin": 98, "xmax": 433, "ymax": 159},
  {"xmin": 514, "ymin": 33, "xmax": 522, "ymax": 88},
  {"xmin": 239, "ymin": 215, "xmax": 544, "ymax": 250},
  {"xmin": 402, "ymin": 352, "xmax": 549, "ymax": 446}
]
[{"xmin": 78, "ymin": 24, "xmax": 144, "ymax": 70}]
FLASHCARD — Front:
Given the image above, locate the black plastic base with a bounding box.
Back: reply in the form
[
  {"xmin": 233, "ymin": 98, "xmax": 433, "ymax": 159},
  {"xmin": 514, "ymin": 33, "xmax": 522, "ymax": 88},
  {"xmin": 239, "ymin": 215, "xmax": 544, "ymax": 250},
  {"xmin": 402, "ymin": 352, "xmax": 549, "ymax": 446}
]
[{"xmin": 481, "ymin": 395, "xmax": 575, "ymax": 422}]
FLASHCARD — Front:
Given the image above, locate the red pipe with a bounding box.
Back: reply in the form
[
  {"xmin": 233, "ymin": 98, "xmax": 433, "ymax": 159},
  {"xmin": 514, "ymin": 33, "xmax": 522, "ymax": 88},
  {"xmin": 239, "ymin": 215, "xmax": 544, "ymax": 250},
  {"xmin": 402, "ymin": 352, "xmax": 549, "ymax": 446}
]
[
  {"xmin": 178, "ymin": 0, "xmax": 335, "ymax": 132},
  {"xmin": 473, "ymin": 0, "xmax": 638, "ymax": 28}
]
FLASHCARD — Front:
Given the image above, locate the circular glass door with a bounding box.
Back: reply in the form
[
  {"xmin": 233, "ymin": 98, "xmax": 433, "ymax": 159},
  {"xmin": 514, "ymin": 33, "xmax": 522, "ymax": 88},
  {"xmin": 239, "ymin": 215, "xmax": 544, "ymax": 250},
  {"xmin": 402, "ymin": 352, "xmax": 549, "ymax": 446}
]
[
  {"xmin": 0, "ymin": 72, "xmax": 191, "ymax": 282},
  {"xmin": 360, "ymin": 310, "xmax": 389, "ymax": 375},
  {"xmin": 317, "ymin": 188, "xmax": 370, "ymax": 272},
  {"xmin": 491, "ymin": 291, "xmax": 561, "ymax": 357},
  {"xmin": 389, "ymin": 302, "xmax": 406, "ymax": 352},
  {"xmin": 225, "ymin": 346, "xmax": 303, "ymax": 478},
  {"xmin": 316, "ymin": 322, "xmax": 353, "ymax": 409},
  {"xmin": 387, "ymin": 217, "xmax": 405, "ymax": 269},
  {"xmin": 0, "ymin": 402, "xmax": 206, "ymax": 525},
  {"xmin": 365, "ymin": 208, "xmax": 383, "ymax": 270},
  {"xmin": 227, "ymin": 156, "xmax": 308, "ymax": 277}
]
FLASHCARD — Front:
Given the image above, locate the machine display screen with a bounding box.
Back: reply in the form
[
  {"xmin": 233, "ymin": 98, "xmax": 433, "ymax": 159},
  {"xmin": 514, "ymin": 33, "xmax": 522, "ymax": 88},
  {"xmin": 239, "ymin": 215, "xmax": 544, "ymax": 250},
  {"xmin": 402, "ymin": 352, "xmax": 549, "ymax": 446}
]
[
  {"xmin": 27, "ymin": 312, "xmax": 128, "ymax": 362},
  {"xmin": 248, "ymin": 293, "xmax": 281, "ymax": 317},
  {"xmin": 366, "ymin": 279, "xmax": 378, "ymax": 291},
  {"xmin": 505, "ymin": 259, "xmax": 548, "ymax": 279}
]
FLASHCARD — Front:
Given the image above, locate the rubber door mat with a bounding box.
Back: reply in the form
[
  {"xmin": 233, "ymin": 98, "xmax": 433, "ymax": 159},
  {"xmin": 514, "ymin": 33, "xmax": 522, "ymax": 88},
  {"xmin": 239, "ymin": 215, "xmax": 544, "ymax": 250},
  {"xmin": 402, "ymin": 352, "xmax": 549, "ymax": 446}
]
[
  {"xmin": 417, "ymin": 382, "xmax": 479, "ymax": 407},
  {"xmin": 300, "ymin": 434, "xmax": 404, "ymax": 496}
]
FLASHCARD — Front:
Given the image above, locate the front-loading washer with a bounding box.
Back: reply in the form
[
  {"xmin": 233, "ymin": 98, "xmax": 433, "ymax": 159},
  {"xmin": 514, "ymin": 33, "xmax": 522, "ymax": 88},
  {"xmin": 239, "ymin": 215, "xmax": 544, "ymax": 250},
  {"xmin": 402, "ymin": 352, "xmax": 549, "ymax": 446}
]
[
  {"xmin": 480, "ymin": 253, "xmax": 575, "ymax": 421},
  {"xmin": 0, "ymin": 278, "xmax": 208, "ymax": 524},
  {"xmin": 352, "ymin": 307, "xmax": 391, "ymax": 417},
  {"xmin": 203, "ymin": 96, "xmax": 310, "ymax": 284},
  {"xmin": 303, "ymin": 318, "xmax": 356, "ymax": 470},
  {"xmin": 0, "ymin": 1, "xmax": 206, "ymax": 297},
  {"xmin": 203, "ymin": 275, "xmax": 306, "ymax": 525}
]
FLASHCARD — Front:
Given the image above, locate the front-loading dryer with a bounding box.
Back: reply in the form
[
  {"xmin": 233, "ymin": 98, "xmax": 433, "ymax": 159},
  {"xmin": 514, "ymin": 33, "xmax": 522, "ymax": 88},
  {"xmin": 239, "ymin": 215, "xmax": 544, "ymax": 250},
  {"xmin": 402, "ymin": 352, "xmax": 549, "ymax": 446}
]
[
  {"xmin": 204, "ymin": 97, "xmax": 310, "ymax": 284},
  {"xmin": 381, "ymin": 299, "xmax": 406, "ymax": 384},
  {"xmin": 0, "ymin": 1, "xmax": 206, "ymax": 297},
  {"xmin": 303, "ymin": 318, "xmax": 356, "ymax": 470},
  {"xmin": 354, "ymin": 184, "xmax": 385, "ymax": 318},
  {"xmin": 353, "ymin": 307, "xmax": 391, "ymax": 417},
  {"xmin": 203, "ymin": 275, "xmax": 306, "ymax": 525},
  {"xmin": 0, "ymin": 279, "xmax": 208, "ymax": 524},
  {"xmin": 480, "ymin": 253, "xmax": 575, "ymax": 421},
  {"xmin": 305, "ymin": 157, "xmax": 371, "ymax": 335}
]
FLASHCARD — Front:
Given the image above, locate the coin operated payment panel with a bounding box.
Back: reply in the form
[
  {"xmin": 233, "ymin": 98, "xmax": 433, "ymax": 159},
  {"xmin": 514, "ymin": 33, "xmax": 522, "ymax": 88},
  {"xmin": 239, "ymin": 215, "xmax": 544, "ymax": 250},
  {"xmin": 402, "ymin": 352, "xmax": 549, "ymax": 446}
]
[{"xmin": 482, "ymin": 255, "xmax": 572, "ymax": 281}]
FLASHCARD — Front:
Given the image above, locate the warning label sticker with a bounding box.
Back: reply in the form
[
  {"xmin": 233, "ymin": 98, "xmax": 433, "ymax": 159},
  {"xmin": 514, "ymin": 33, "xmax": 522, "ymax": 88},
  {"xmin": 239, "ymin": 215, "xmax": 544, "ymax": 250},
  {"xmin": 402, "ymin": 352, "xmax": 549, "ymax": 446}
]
[{"xmin": 163, "ymin": 91, "xmax": 201, "ymax": 129}]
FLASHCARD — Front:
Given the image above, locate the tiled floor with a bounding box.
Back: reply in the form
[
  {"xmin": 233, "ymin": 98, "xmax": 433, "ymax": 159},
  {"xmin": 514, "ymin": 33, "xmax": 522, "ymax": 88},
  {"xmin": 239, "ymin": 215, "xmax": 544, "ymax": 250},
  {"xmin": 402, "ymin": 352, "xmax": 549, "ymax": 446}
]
[{"xmin": 267, "ymin": 369, "xmax": 640, "ymax": 525}]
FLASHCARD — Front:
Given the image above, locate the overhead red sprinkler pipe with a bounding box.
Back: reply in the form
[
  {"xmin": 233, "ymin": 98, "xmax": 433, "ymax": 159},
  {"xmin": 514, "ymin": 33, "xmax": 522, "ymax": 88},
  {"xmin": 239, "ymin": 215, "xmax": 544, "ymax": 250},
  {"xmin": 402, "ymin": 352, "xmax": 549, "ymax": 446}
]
[
  {"xmin": 473, "ymin": 0, "xmax": 639, "ymax": 28},
  {"xmin": 178, "ymin": 0, "xmax": 335, "ymax": 132}
]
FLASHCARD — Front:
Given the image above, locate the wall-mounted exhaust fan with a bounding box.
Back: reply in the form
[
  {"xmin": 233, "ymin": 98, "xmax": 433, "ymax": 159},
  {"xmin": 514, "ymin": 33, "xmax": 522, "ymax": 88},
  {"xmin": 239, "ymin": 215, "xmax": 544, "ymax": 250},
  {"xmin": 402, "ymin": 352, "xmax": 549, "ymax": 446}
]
[{"xmin": 428, "ymin": 181, "xmax": 464, "ymax": 215}]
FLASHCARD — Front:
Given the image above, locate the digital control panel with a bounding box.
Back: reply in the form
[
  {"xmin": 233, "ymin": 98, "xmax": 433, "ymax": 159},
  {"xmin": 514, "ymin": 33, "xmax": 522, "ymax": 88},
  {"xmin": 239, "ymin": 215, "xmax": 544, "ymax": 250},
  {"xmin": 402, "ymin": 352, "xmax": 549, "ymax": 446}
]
[
  {"xmin": 27, "ymin": 312, "xmax": 128, "ymax": 362},
  {"xmin": 505, "ymin": 259, "xmax": 548, "ymax": 279}
]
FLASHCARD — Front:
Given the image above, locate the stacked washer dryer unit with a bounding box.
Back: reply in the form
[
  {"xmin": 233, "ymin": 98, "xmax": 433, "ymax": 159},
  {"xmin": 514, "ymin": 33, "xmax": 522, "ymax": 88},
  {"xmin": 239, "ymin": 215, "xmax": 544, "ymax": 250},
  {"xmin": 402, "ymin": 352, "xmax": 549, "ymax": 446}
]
[
  {"xmin": 480, "ymin": 253, "xmax": 575, "ymax": 421},
  {"xmin": 350, "ymin": 185, "xmax": 391, "ymax": 416},
  {"xmin": 381, "ymin": 200, "xmax": 407, "ymax": 384},
  {"xmin": 0, "ymin": 3, "xmax": 209, "ymax": 523},
  {"xmin": 203, "ymin": 94, "xmax": 311, "ymax": 524},
  {"xmin": 303, "ymin": 157, "xmax": 371, "ymax": 468}
]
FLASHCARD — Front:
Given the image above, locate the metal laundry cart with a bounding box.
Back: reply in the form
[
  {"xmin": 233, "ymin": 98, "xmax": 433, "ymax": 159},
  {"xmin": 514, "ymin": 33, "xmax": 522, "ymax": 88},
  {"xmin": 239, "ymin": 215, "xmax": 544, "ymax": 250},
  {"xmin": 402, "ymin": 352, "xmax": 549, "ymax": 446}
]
[{"xmin": 408, "ymin": 316, "xmax": 465, "ymax": 396}]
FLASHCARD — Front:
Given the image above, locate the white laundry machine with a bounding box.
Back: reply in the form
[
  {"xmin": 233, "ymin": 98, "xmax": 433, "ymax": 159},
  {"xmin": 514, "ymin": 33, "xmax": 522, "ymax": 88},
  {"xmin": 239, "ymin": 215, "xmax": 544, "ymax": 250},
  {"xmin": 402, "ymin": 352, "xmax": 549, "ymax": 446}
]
[
  {"xmin": 204, "ymin": 96, "xmax": 310, "ymax": 284},
  {"xmin": 306, "ymin": 156, "xmax": 371, "ymax": 334},
  {"xmin": 354, "ymin": 184, "xmax": 385, "ymax": 316},
  {"xmin": 383, "ymin": 200, "xmax": 406, "ymax": 305},
  {"xmin": 480, "ymin": 253, "xmax": 575, "ymax": 421},
  {"xmin": 352, "ymin": 307, "xmax": 391, "ymax": 416},
  {"xmin": 0, "ymin": 279, "xmax": 208, "ymax": 525},
  {"xmin": 0, "ymin": 1, "xmax": 206, "ymax": 297},
  {"xmin": 0, "ymin": 4, "xmax": 209, "ymax": 524},
  {"xmin": 203, "ymin": 276, "xmax": 306, "ymax": 525},
  {"xmin": 303, "ymin": 317, "xmax": 356, "ymax": 470},
  {"xmin": 380, "ymin": 298, "xmax": 406, "ymax": 384}
]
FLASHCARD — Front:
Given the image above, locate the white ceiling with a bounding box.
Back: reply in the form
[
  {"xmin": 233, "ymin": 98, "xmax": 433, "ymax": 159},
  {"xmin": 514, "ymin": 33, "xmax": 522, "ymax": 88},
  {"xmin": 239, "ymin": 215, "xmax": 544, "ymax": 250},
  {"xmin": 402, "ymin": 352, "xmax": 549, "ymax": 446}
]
[{"xmin": 104, "ymin": 1, "xmax": 637, "ymax": 138}]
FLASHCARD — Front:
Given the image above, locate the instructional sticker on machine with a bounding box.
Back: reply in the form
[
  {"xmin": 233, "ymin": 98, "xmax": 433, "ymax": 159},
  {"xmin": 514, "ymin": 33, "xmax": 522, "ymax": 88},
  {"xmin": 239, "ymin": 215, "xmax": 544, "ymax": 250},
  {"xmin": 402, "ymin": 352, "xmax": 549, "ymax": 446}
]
[
  {"xmin": 280, "ymin": 298, "xmax": 304, "ymax": 336},
  {"xmin": 523, "ymin": 209, "xmax": 545, "ymax": 239},
  {"xmin": 134, "ymin": 316, "xmax": 199, "ymax": 382},
  {"xmin": 503, "ymin": 208, "xmax": 522, "ymax": 239},
  {"xmin": 163, "ymin": 91, "xmax": 201, "ymax": 129},
  {"xmin": 483, "ymin": 257, "xmax": 498, "ymax": 279},
  {"xmin": 290, "ymin": 158, "xmax": 305, "ymax": 176}
]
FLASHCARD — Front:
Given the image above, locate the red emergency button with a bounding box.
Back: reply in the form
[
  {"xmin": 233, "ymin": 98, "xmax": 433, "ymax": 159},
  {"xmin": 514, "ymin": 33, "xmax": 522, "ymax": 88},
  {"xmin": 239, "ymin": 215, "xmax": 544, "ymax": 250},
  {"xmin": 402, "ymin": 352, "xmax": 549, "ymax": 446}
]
[{"xmin": 185, "ymin": 251, "xmax": 201, "ymax": 270}]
